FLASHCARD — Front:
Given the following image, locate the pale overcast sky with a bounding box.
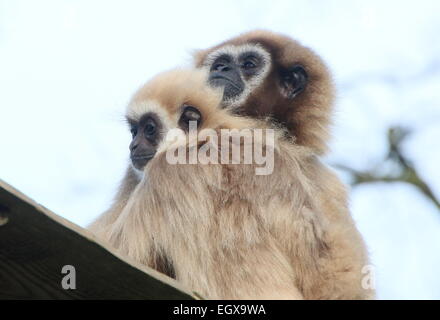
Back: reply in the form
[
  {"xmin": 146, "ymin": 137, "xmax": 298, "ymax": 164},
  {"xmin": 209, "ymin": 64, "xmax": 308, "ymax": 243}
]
[{"xmin": 1, "ymin": 0, "xmax": 439, "ymax": 299}]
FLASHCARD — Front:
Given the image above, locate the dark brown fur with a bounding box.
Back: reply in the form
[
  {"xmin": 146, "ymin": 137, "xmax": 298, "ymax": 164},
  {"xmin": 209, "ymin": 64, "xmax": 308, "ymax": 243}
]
[{"xmin": 194, "ymin": 30, "xmax": 335, "ymax": 155}]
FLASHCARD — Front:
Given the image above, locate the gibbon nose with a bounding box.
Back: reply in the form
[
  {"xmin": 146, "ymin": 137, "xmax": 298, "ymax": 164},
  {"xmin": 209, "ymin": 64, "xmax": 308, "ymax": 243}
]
[
  {"xmin": 129, "ymin": 138, "xmax": 138, "ymax": 152},
  {"xmin": 130, "ymin": 138, "xmax": 156, "ymax": 158},
  {"xmin": 129, "ymin": 134, "xmax": 149, "ymax": 152},
  {"xmin": 215, "ymin": 63, "xmax": 231, "ymax": 72}
]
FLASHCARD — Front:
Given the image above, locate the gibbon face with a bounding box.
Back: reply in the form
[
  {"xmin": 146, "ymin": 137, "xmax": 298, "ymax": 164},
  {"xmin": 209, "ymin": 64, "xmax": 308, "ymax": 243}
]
[
  {"xmin": 201, "ymin": 43, "xmax": 307, "ymax": 108},
  {"xmin": 204, "ymin": 44, "xmax": 272, "ymax": 104},
  {"xmin": 127, "ymin": 113, "xmax": 163, "ymax": 170},
  {"xmin": 194, "ymin": 30, "xmax": 335, "ymax": 155},
  {"xmin": 125, "ymin": 69, "xmax": 223, "ymax": 172},
  {"xmin": 127, "ymin": 107, "xmax": 202, "ymax": 170}
]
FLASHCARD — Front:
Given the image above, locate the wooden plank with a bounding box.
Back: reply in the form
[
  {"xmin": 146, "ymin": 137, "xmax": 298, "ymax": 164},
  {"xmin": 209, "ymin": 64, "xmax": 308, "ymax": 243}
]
[{"xmin": 0, "ymin": 179, "xmax": 196, "ymax": 300}]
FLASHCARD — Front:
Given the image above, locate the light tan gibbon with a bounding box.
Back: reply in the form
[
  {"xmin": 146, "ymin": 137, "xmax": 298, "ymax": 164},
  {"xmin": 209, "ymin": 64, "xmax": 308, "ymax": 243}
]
[{"xmin": 89, "ymin": 69, "xmax": 374, "ymax": 300}]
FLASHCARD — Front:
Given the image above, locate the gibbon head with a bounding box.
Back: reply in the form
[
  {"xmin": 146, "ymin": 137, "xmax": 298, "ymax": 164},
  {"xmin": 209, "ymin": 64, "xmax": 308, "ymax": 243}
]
[
  {"xmin": 193, "ymin": 30, "xmax": 335, "ymax": 154},
  {"xmin": 126, "ymin": 69, "xmax": 248, "ymax": 173}
]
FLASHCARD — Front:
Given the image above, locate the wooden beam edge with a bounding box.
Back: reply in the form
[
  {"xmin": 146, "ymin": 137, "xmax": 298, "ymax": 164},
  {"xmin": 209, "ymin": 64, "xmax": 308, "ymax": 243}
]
[{"xmin": 0, "ymin": 178, "xmax": 199, "ymax": 300}]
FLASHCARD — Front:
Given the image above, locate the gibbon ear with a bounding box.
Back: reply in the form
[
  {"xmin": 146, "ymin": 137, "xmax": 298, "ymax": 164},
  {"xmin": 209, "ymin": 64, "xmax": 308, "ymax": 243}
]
[
  {"xmin": 179, "ymin": 105, "xmax": 202, "ymax": 131},
  {"xmin": 280, "ymin": 65, "xmax": 308, "ymax": 99}
]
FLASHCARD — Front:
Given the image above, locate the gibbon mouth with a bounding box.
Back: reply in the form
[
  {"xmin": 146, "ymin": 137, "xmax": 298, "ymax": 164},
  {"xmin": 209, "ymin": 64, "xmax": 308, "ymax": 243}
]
[
  {"xmin": 209, "ymin": 75, "xmax": 244, "ymax": 99},
  {"xmin": 131, "ymin": 153, "xmax": 155, "ymax": 169},
  {"xmin": 131, "ymin": 154, "xmax": 155, "ymax": 161}
]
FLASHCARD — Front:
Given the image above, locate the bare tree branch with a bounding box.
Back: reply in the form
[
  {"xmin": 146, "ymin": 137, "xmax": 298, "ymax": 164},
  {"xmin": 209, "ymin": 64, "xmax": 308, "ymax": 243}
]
[{"xmin": 335, "ymin": 126, "xmax": 440, "ymax": 211}]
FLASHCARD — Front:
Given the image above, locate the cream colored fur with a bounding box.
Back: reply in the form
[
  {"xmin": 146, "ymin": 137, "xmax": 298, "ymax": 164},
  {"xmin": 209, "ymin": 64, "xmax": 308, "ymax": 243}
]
[{"xmin": 89, "ymin": 69, "xmax": 374, "ymax": 300}]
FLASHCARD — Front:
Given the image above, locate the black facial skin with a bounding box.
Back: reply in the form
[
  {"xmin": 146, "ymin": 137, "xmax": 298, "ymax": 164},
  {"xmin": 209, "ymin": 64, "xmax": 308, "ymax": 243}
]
[
  {"xmin": 178, "ymin": 105, "xmax": 202, "ymax": 131},
  {"xmin": 127, "ymin": 107, "xmax": 202, "ymax": 170},
  {"xmin": 207, "ymin": 50, "xmax": 308, "ymax": 102},
  {"xmin": 208, "ymin": 52, "xmax": 265, "ymax": 100},
  {"xmin": 128, "ymin": 113, "xmax": 162, "ymax": 170},
  {"xmin": 280, "ymin": 64, "xmax": 308, "ymax": 99}
]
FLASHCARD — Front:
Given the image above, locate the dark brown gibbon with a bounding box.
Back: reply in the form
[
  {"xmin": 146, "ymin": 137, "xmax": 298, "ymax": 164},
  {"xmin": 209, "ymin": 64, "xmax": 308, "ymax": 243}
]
[
  {"xmin": 193, "ymin": 29, "xmax": 333, "ymax": 155},
  {"xmin": 192, "ymin": 30, "xmax": 374, "ymax": 299}
]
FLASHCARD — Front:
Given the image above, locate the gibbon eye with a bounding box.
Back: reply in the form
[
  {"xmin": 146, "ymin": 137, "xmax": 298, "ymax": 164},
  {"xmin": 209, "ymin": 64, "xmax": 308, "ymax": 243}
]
[
  {"xmin": 242, "ymin": 60, "xmax": 256, "ymax": 69},
  {"xmin": 179, "ymin": 105, "xmax": 202, "ymax": 130},
  {"xmin": 144, "ymin": 118, "xmax": 157, "ymax": 137}
]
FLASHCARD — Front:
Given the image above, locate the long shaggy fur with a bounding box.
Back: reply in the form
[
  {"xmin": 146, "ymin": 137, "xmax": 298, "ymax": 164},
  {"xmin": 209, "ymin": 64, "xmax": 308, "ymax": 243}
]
[{"xmin": 90, "ymin": 69, "xmax": 374, "ymax": 299}]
